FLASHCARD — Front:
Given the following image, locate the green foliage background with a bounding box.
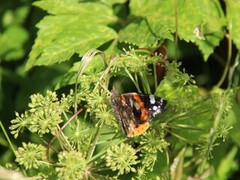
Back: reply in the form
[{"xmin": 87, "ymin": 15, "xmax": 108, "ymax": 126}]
[{"xmin": 0, "ymin": 0, "xmax": 240, "ymax": 179}]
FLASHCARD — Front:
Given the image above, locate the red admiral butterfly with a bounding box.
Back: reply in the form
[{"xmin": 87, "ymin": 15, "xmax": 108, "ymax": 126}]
[{"xmin": 110, "ymin": 89, "xmax": 167, "ymax": 137}]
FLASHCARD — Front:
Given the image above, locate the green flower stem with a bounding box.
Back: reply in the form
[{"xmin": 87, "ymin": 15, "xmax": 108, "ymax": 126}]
[
  {"xmin": 47, "ymin": 108, "xmax": 83, "ymax": 159},
  {"xmin": 0, "ymin": 120, "xmax": 16, "ymax": 155},
  {"xmin": 94, "ymin": 56, "xmax": 120, "ymax": 93},
  {"xmin": 139, "ymin": 71, "xmax": 151, "ymax": 94},
  {"xmin": 57, "ymin": 126, "xmax": 72, "ymax": 151},
  {"xmin": 86, "ymin": 121, "xmax": 103, "ymax": 161},
  {"xmin": 153, "ymin": 63, "xmax": 158, "ymax": 90},
  {"xmin": 124, "ymin": 68, "xmax": 142, "ymax": 93},
  {"xmin": 135, "ymin": 48, "xmax": 151, "ymax": 55},
  {"xmin": 0, "ymin": 120, "xmax": 27, "ymax": 176},
  {"xmin": 87, "ymin": 138, "xmax": 126, "ymax": 163},
  {"xmin": 93, "ymin": 64, "xmax": 112, "ymax": 93},
  {"xmin": 199, "ymin": 93, "xmax": 227, "ymax": 173},
  {"xmin": 215, "ymin": 32, "xmax": 232, "ymax": 88},
  {"xmin": 228, "ymin": 53, "xmax": 239, "ymax": 88},
  {"xmin": 134, "ymin": 73, "xmax": 140, "ymax": 88},
  {"xmin": 198, "ymin": 129, "xmax": 214, "ymax": 174},
  {"xmin": 174, "ymin": 0, "xmax": 179, "ymax": 62},
  {"xmin": 166, "ymin": 129, "xmax": 188, "ymax": 142}
]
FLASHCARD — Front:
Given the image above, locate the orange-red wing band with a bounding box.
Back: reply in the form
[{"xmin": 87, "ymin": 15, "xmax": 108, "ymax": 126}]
[
  {"xmin": 132, "ymin": 94, "xmax": 149, "ymax": 122},
  {"xmin": 127, "ymin": 123, "xmax": 150, "ymax": 137}
]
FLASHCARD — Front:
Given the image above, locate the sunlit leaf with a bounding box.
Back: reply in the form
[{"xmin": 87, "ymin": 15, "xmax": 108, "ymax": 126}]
[
  {"xmin": 226, "ymin": 0, "xmax": 240, "ymax": 50},
  {"xmin": 120, "ymin": 0, "xmax": 225, "ymax": 60},
  {"xmin": 26, "ymin": 0, "xmax": 118, "ymax": 70}
]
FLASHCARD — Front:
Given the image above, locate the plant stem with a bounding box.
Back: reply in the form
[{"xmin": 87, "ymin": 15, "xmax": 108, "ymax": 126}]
[
  {"xmin": 46, "ymin": 108, "xmax": 83, "ymax": 159},
  {"xmin": 153, "ymin": 63, "xmax": 158, "ymax": 90},
  {"xmin": 0, "ymin": 120, "xmax": 27, "ymax": 175},
  {"xmin": 215, "ymin": 33, "xmax": 232, "ymax": 88},
  {"xmin": 0, "ymin": 120, "xmax": 16, "ymax": 155},
  {"xmin": 139, "ymin": 71, "xmax": 151, "ymax": 94},
  {"xmin": 125, "ymin": 68, "xmax": 142, "ymax": 93},
  {"xmin": 174, "ymin": 0, "xmax": 178, "ymax": 61},
  {"xmin": 86, "ymin": 122, "xmax": 103, "ymax": 161}
]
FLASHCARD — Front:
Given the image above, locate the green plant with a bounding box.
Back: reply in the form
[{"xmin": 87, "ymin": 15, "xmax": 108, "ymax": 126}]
[{"xmin": 1, "ymin": 0, "xmax": 240, "ymax": 179}]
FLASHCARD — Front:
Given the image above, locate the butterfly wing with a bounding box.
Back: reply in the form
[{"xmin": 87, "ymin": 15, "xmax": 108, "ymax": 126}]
[
  {"xmin": 110, "ymin": 89, "xmax": 167, "ymax": 137},
  {"xmin": 122, "ymin": 93, "xmax": 167, "ymax": 123}
]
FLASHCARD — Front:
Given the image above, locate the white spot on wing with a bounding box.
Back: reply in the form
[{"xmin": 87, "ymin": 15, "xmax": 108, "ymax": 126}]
[
  {"xmin": 149, "ymin": 95, "xmax": 156, "ymax": 104},
  {"xmin": 153, "ymin": 106, "xmax": 158, "ymax": 111}
]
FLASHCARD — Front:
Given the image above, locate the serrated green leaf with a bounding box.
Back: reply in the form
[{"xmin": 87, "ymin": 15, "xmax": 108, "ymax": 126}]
[
  {"xmin": 33, "ymin": 0, "xmax": 117, "ymax": 24},
  {"xmin": 196, "ymin": 31, "xmax": 224, "ymax": 61},
  {"xmin": 26, "ymin": 0, "xmax": 118, "ymax": 70},
  {"xmin": 194, "ymin": 0, "xmax": 226, "ymax": 60},
  {"xmin": 226, "ymin": 0, "xmax": 240, "ymax": 50},
  {"xmin": 120, "ymin": 0, "xmax": 175, "ymax": 47},
  {"xmin": 27, "ymin": 20, "xmax": 116, "ymax": 68},
  {"xmin": 177, "ymin": 1, "xmax": 225, "ymax": 43},
  {"xmin": 120, "ymin": 0, "xmax": 225, "ymax": 60},
  {"xmin": 119, "ymin": 18, "xmax": 173, "ymax": 47}
]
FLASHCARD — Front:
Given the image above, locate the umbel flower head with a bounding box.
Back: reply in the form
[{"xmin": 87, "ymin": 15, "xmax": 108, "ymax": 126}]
[
  {"xmin": 15, "ymin": 142, "xmax": 47, "ymax": 169},
  {"xmin": 56, "ymin": 151, "xmax": 88, "ymax": 179},
  {"xmin": 10, "ymin": 90, "xmax": 75, "ymax": 138},
  {"xmin": 105, "ymin": 143, "xmax": 139, "ymax": 175}
]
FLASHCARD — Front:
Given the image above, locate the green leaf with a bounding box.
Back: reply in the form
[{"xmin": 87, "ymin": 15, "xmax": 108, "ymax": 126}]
[
  {"xmin": 57, "ymin": 59, "xmax": 104, "ymax": 89},
  {"xmin": 100, "ymin": 0, "xmax": 127, "ymax": 7},
  {"xmin": 217, "ymin": 146, "xmax": 238, "ymax": 179},
  {"xmin": 228, "ymin": 101, "xmax": 240, "ymax": 146},
  {"xmin": 226, "ymin": 0, "xmax": 240, "ymax": 50},
  {"xmin": 119, "ymin": 18, "xmax": 173, "ymax": 47},
  {"xmin": 26, "ymin": 0, "xmax": 118, "ymax": 70},
  {"xmin": 2, "ymin": 6, "xmax": 30, "ymax": 27},
  {"xmin": 195, "ymin": 31, "xmax": 224, "ymax": 61},
  {"xmin": 33, "ymin": 0, "xmax": 117, "ymax": 24},
  {"xmin": 120, "ymin": 0, "xmax": 175, "ymax": 47},
  {"xmin": 170, "ymin": 148, "xmax": 185, "ymax": 180},
  {"xmin": 120, "ymin": 0, "xmax": 225, "ymax": 60},
  {"xmin": 194, "ymin": 0, "xmax": 226, "ymax": 60},
  {"xmin": 56, "ymin": 51, "xmax": 105, "ymax": 89},
  {"xmin": 0, "ymin": 25, "xmax": 28, "ymax": 61}
]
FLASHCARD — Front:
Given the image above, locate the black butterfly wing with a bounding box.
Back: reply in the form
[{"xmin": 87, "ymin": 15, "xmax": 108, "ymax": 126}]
[{"xmin": 122, "ymin": 93, "xmax": 167, "ymax": 123}]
